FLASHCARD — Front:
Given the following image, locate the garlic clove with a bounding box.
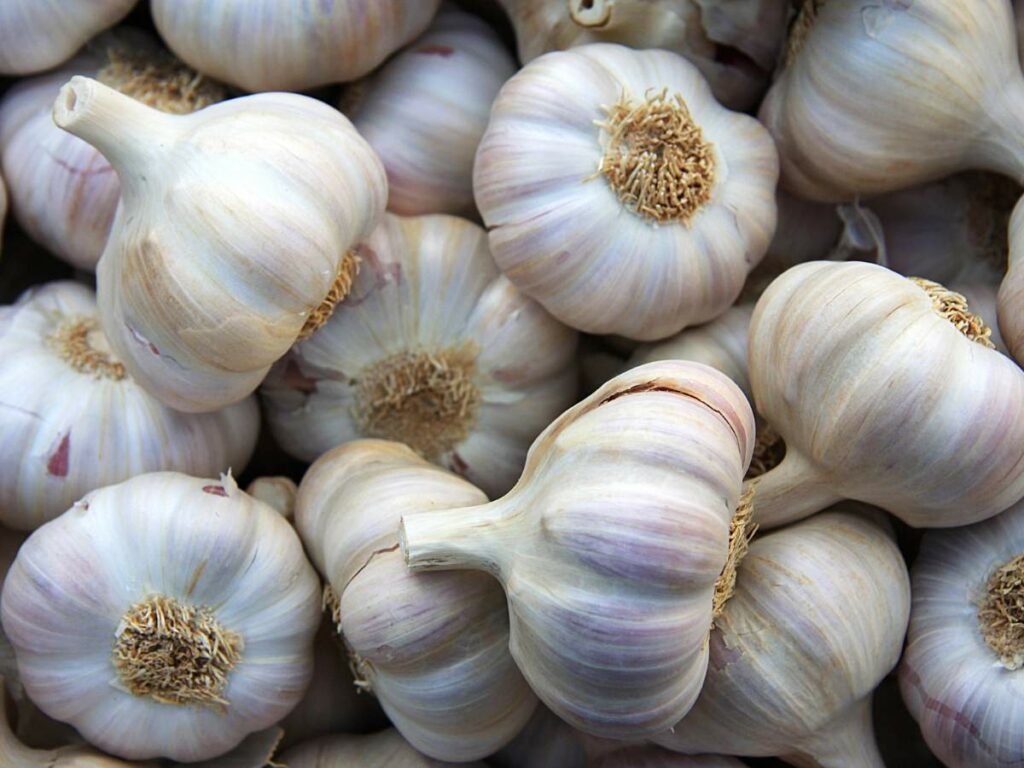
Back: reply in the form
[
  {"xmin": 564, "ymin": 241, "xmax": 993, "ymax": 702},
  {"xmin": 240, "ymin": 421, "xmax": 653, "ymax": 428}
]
[
  {"xmin": 277, "ymin": 729, "xmax": 487, "ymax": 767},
  {"xmin": 999, "ymin": 194, "xmax": 1024, "ymax": 365},
  {"xmin": 244, "ymin": 476, "xmax": 297, "ymax": 520}
]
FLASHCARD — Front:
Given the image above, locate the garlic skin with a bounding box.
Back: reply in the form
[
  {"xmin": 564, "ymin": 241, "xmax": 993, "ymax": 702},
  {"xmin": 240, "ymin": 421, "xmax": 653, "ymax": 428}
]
[
  {"xmin": 262, "ymin": 213, "xmax": 578, "ymax": 499},
  {"xmin": 999, "ymin": 195, "xmax": 1024, "ymax": 365},
  {"xmin": 749, "ymin": 261, "xmax": 1024, "ymax": 529},
  {"xmin": 296, "ymin": 440, "xmax": 537, "ymax": 761},
  {"xmin": 0, "ymin": 32, "xmax": 226, "ymax": 271},
  {"xmin": 900, "ymin": 497, "xmax": 1024, "ymax": 768},
  {"xmin": 0, "ymin": 472, "xmax": 321, "ymax": 763},
  {"xmin": 151, "ymin": 0, "xmax": 441, "ymax": 93},
  {"xmin": 953, "ymin": 282, "xmax": 1008, "ymax": 356},
  {"xmin": 655, "ymin": 508, "xmax": 910, "ymax": 768},
  {"xmin": 0, "ymin": 0, "xmax": 136, "ymax": 75},
  {"xmin": 0, "ymin": 281, "xmax": 259, "ymax": 531},
  {"xmin": 52, "ymin": 76, "xmax": 387, "ymax": 413},
  {"xmin": 279, "ymin": 729, "xmax": 486, "ymax": 768},
  {"xmin": 496, "ymin": 0, "xmax": 789, "ymax": 111},
  {"xmin": 347, "ymin": 5, "xmax": 516, "ymax": 217},
  {"xmin": 400, "ymin": 361, "xmax": 755, "ymax": 738},
  {"xmin": 474, "ymin": 43, "xmax": 778, "ymax": 340},
  {"xmin": 761, "ymin": 0, "xmax": 1024, "ymax": 202},
  {"xmin": 244, "ymin": 476, "xmax": 297, "ymax": 520}
]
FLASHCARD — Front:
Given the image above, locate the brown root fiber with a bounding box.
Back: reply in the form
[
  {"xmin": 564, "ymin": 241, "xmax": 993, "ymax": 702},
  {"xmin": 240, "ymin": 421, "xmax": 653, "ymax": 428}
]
[
  {"xmin": 712, "ymin": 485, "xmax": 757, "ymax": 621},
  {"xmin": 978, "ymin": 554, "xmax": 1024, "ymax": 669},
  {"xmin": 352, "ymin": 344, "xmax": 481, "ymax": 461},
  {"xmin": 746, "ymin": 422, "xmax": 786, "ymax": 480},
  {"xmin": 97, "ymin": 46, "xmax": 225, "ymax": 114},
  {"xmin": 113, "ymin": 594, "xmax": 242, "ymax": 710},
  {"xmin": 49, "ymin": 318, "xmax": 126, "ymax": 380},
  {"xmin": 322, "ymin": 583, "xmax": 342, "ymax": 635},
  {"xmin": 784, "ymin": 0, "xmax": 825, "ymax": 68},
  {"xmin": 594, "ymin": 88, "xmax": 716, "ymax": 225},
  {"xmin": 909, "ymin": 277, "xmax": 996, "ymax": 348},
  {"xmin": 299, "ymin": 250, "xmax": 361, "ymax": 340}
]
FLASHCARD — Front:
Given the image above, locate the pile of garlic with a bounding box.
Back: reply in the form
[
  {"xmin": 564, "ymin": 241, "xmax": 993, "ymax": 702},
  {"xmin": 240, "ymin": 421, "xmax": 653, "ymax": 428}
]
[{"xmin": 0, "ymin": 2, "xmax": 1023, "ymax": 766}]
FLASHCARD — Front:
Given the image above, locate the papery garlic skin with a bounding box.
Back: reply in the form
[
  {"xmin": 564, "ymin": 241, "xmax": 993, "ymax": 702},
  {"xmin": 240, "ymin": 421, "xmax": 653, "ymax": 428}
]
[
  {"xmin": 347, "ymin": 5, "xmax": 515, "ymax": 217},
  {"xmin": 0, "ymin": 281, "xmax": 259, "ymax": 531},
  {"xmin": 297, "ymin": 440, "xmax": 537, "ymax": 761},
  {"xmin": 474, "ymin": 43, "xmax": 778, "ymax": 340},
  {"xmin": 52, "ymin": 76, "xmax": 387, "ymax": 413},
  {"xmin": 279, "ymin": 729, "xmax": 486, "ymax": 768},
  {"xmin": 900, "ymin": 498, "xmax": 1024, "ymax": 768},
  {"xmin": 761, "ymin": 0, "xmax": 1024, "ymax": 202},
  {"xmin": 262, "ymin": 213, "xmax": 578, "ymax": 499},
  {"xmin": 0, "ymin": 0, "xmax": 136, "ymax": 75},
  {"xmin": 749, "ymin": 261, "xmax": 1024, "ymax": 529},
  {"xmin": 401, "ymin": 361, "xmax": 755, "ymax": 738},
  {"xmin": 999, "ymin": 195, "xmax": 1024, "ymax": 365},
  {"xmin": 656, "ymin": 509, "xmax": 909, "ymax": 768},
  {"xmin": 0, "ymin": 472, "xmax": 320, "ymax": 763},
  {"xmin": 151, "ymin": 0, "xmax": 441, "ymax": 92}
]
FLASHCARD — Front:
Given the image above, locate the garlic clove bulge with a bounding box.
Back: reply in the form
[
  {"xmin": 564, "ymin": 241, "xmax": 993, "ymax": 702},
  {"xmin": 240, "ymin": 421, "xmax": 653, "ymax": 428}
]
[
  {"xmin": 474, "ymin": 43, "xmax": 778, "ymax": 340},
  {"xmin": 999, "ymin": 194, "xmax": 1024, "ymax": 365},
  {"xmin": 244, "ymin": 476, "xmax": 297, "ymax": 520},
  {"xmin": 52, "ymin": 75, "xmax": 387, "ymax": 412},
  {"xmin": 0, "ymin": 471, "xmax": 321, "ymax": 763},
  {"xmin": 278, "ymin": 729, "xmax": 487, "ymax": 767},
  {"xmin": 400, "ymin": 360, "xmax": 756, "ymax": 738}
]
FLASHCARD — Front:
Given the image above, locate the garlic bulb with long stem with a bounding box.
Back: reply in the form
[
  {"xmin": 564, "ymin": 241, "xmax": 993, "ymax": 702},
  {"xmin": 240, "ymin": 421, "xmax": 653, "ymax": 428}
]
[
  {"xmin": 151, "ymin": 0, "xmax": 441, "ymax": 93},
  {"xmin": 53, "ymin": 76, "xmax": 387, "ymax": 413},
  {"xmin": 0, "ymin": 471, "xmax": 321, "ymax": 762},
  {"xmin": 655, "ymin": 508, "xmax": 910, "ymax": 767},
  {"xmin": 261, "ymin": 213, "xmax": 578, "ymax": 499},
  {"xmin": 474, "ymin": 43, "xmax": 778, "ymax": 340},
  {"xmin": 400, "ymin": 360, "xmax": 755, "ymax": 738},
  {"xmin": 900, "ymin": 497, "xmax": 1024, "ymax": 767},
  {"xmin": 296, "ymin": 439, "xmax": 537, "ymax": 761},
  {"xmin": 0, "ymin": 281, "xmax": 259, "ymax": 531},
  {"xmin": 999, "ymin": 195, "xmax": 1024, "ymax": 365},
  {"xmin": 761, "ymin": 0, "xmax": 1024, "ymax": 202},
  {"xmin": 278, "ymin": 729, "xmax": 486, "ymax": 768},
  {"xmin": 748, "ymin": 261, "xmax": 1024, "ymax": 529},
  {"xmin": 0, "ymin": 31, "xmax": 226, "ymax": 271},
  {"xmin": 346, "ymin": 5, "xmax": 516, "ymax": 217}
]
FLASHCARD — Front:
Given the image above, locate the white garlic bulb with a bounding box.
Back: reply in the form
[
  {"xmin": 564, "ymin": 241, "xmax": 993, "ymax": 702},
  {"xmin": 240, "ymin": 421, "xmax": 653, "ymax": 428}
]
[
  {"xmin": 474, "ymin": 43, "xmax": 778, "ymax": 340},
  {"xmin": 262, "ymin": 213, "xmax": 578, "ymax": 499},
  {"xmin": 279, "ymin": 729, "xmax": 486, "ymax": 768},
  {"xmin": 761, "ymin": 0, "xmax": 1024, "ymax": 202},
  {"xmin": 655, "ymin": 508, "xmax": 910, "ymax": 767},
  {"xmin": 0, "ymin": 31, "xmax": 226, "ymax": 271},
  {"xmin": 0, "ymin": 281, "xmax": 259, "ymax": 531},
  {"xmin": 151, "ymin": 0, "xmax": 441, "ymax": 92},
  {"xmin": 901, "ymin": 497, "xmax": 1024, "ymax": 767},
  {"xmin": 53, "ymin": 76, "xmax": 387, "ymax": 413},
  {"xmin": 346, "ymin": 5, "xmax": 515, "ymax": 217},
  {"xmin": 0, "ymin": 471, "xmax": 321, "ymax": 762},
  {"xmin": 0, "ymin": 0, "xmax": 136, "ymax": 75},
  {"xmin": 999, "ymin": 194, "xmax": 1024, "ymax": 366}
]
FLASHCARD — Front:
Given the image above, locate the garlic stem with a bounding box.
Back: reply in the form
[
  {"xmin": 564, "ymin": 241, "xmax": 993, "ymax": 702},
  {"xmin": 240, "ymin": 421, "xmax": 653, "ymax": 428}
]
[
  {"xmin": 782, "ymin": 697, "xmax": 884, "ymax": 768},
  {"xmin": 400, "ymin": 501, "xmax": 514, "ymax": 577},
  {"xmin": 747, "ymin": 449, "xmax": 841, "ymax": 529}
]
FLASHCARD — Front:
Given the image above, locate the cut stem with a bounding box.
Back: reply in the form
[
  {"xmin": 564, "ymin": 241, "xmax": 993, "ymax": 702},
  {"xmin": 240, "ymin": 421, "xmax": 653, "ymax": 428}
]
[
  {"xmin": 978, "ymin": 553, "xmax": 1024, "ymax": 669},
  {"xmin": 747, "ymin": 448, "xmax": 841, "ymax": 530},
  {"xmin": 399, "ymin": 501, "xmax": 512, "ymax": 578}
]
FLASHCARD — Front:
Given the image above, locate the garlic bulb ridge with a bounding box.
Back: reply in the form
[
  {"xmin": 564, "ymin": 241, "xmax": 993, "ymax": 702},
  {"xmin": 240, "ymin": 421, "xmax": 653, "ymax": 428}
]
[{"xmin": 998, "ymin": 194, "xmax": 1024, "ymax": 365}]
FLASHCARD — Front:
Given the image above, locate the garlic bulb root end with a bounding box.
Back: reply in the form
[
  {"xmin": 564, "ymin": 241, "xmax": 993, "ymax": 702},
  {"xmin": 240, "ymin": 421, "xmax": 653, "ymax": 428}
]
[
  {"xmin": 712, "ymin": 485, "xmax": 757, "ymax": 621},
  {"xmin": 299, "ymin": 250, "xmax": 361, "ymax": 341},
  {"xmin": 978, "ymin": 553, "xmax": 1024, "ymax": 669},
  {"xmin": 96, "ymin": 45, "xmax": 225, "ymax": 115},
  {"xmin": 909, "ymin": 277, "xmax": 996, "ymax": 348},
  {"xmin": 49, "ymin": 317, "xmax": 126, "ymax": 380}
]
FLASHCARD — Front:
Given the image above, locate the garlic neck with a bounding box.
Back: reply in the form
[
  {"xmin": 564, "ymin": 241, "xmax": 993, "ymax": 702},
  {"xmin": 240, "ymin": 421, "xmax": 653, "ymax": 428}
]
[
  {"xmin": 568, "ymin": 0, "xmax": 612, "ymax": 28},
  {"xmin": 49, "ymin": 318, "xmax": 126, "ymax": 380},
  {"xmin": 978, "ymin": 553, "xmax": 1024, "ymax": 669},
  {"xmin": 747, "ymin": 449, "xmax": 842, "ymax": 530},
  {"xmin": 783, "ymin": 697, "xmax": 885, "ymax": 768},
  {"xmin": 399, "ymin": 500, "xmax": 514, "ymax": 578}
]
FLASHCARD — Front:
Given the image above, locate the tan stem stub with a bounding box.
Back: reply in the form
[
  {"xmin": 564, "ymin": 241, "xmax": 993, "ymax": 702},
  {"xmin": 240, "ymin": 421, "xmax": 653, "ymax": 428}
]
[
  {"xmin": 49, "ymin": 318, "xmax": 127, "ymax": 380},
  {"xmin": 594, "ymin": 88, "xmax": 716, "ymax": 225},
  {"xmin": 352, "ymin": 344, "xmax": 481, "ymax": 461},
  {"xmin": 712, "ymin": 485, "xmax": 757, "ymax": 621},
  {"xmin": 299, "ymin": 250, "xmax": 361, "ymax": 341},
  {"xmin": 784, "ymin": 0, "xmax": 825, "ymax": 68},
  {"xmin": 978, "ymin": 554, "xmax": 1024, "ymax": 670},
  {"xmin": 569, "ymin": 0, "xmax": 612, "ymax": 28},
  {"xmin": 746, "ymin": 422, "xmax": 786, "ymax": 480},
  {"xmin": 113, "ymin": 594, "xmax": 243, "ymax": 710},
  {"xmin": 97, "ymin": 46, "xmax": 225, "ymax": 114},
  {"xmin": 909, "ymin": 276, "xmax": 996, "ymax": 348}
]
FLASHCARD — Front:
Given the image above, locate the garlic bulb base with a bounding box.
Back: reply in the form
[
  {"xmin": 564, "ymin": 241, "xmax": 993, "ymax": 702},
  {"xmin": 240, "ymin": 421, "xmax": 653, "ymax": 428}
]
[
  {"xmin": 747, "ymin": 449, "xmax": 840, "ymax": 530},
  {"xmin": 49, "ymin": 318, "xmax": 126, "ymax": 379},
  {"xmin": 978, "ymin": 554, "xmax": 1024, "ymax": 670},
  {"xmin": 910, "ymin": 277, "xmax": 996, "ymax": 349},
  {"xmin": 94, "ymin": 45, "xmax": 225, "ymax": 115},
  {"xmin": 298, "ymin": 250, "xmax": 359, "ymax": 341}
]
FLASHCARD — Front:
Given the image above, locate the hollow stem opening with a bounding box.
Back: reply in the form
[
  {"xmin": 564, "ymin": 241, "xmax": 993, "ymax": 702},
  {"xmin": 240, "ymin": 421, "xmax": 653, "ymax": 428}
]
[
  {"xmin": 784, "ymin": 0, "xmax": 825, "ymax": 68},
  {"xmin": 746, "ymin": 422, "xmax": 786, "ymax": 480},
  {"xmin": 569, "ymin": 0, "xmax": 611, "ymax": 28},
  {"xmin": 979, "ymin": 553, "xmax": 1024, "ymax": 670},
  {"xmin": 712, "ymin": 485, "xmax": 757, "ymax": 621},
  {"xmin": 299, "ymin": 250, "xmax": 361, "ymax": 340},
  {"xmin": 49, "ymin": 318, "xmax": 126, "ymax": 380},
  {"xmin": 97, "ymin": 45, "xmax": 224, "ymax": 114},
  {"xmin": 909, "ymin": 277, "xmax": 996, "ymax": 348}
]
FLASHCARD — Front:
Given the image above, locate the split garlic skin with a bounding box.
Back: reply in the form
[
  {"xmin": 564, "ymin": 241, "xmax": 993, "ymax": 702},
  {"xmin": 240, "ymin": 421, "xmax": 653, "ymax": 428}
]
[
  {"xmin": 0, "ymin": 281, "xmax": 259, "ymax": 531},
  {"xmin": 0, "ymin": 0, "xmax": 136, "ymax": 75},
  {"xmin": 262, "ymin": 213, "xmax": 578, "ymax": 499},
  {"xmin": 474, "ymin": 43, "xmax": 778, "ymax": 340},
  {"xmin": 296, "ymin": 440, "xmax": 537, "ymax": 761},
  {"xmin": 749, "ymin": 261, "xmax": 1024, "ymax": 529},
  {"xmin": 151, "ymin": 0, "xmax": 441, "ymax": 92},
  {"xmin": 52, "ymin": 76, "xmax": 387, "ymax": 413},
  {"xmin": 999, "ymin": 194, "xmax": 1024, "ymax": 366},
  {"xmin": 901, "ymin": 497, "xmax": 1024, "ymax": 767},
  {"xmin": 400, "ymin": 360, "xmax": 755, "ymax": 738},
  {"xmin": 655, "ymin": 508, "xmax": 910, "ymax": 767},
  {"xmin": 278, "ymin": 729, "xmax": 487, "ymax": 768},
  {"xmin": 347, "ymin": 5, "xmax": 516, "ymax": 217},
  {"xmin": 0, "ymin": 472, "xmax": 321, "ymax": 763}
]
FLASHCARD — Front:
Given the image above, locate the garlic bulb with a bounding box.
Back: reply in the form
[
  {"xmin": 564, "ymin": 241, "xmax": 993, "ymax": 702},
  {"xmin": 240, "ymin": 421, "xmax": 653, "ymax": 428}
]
[
  {"xmin": 53, "ymin": 76, "xmax": 387, "ymax": 413},
  {"xmin": 0, "ymin": 0, "xmax": 136, "ymax": 75},
  {"xmin": 262, "ymin": 213, "xmax": 578, "ymax": 499},
  {"xmin": 0, "ymin": 281, "xmax": 259, "ymax": 531},
  {"xmin": 244, "ymin": 476, "xmax": 297, "ymax": 520},
  {"xmin": 151, "ymin": 0, "xmax": 441, "ymax": 92},
  {"xmin": 0, "ymin": 471, "xmax": 321, "ymax": 762},
  {"xmin": 297, "ymin": 440, "xmax": 537, "ymax": 760},
  {"xmin": 999, "ymin": 195, "xmax": 1024, "ymax": 365},
  {"xmin": 278, "ymin": 729, "xmax": 486, "ymax": 768},
  {"xmin": 346, "ymin": 5, "xmax": 516, "ymax": 217},
  {"xmin": 655, "ymin": 508, "xmax": 910, "ymax": 767},
  {"xmin": 496, "ymin": 0, "xmax": 789, "ymax": 110},
  {"xmin": 0, "ymin": 32, "xmax": 226, "ymax": 271},
  {"xmin": 400, "ymin": 360, "xmax": 756, "ymax": 738},
  {"xmin": 474, "ymin": 43, "xmax": 778, "ymax": 340},
  {"xmin": 900, "ymin": 497, "xmax": 1024, "ymax": 767},
  {"xmin": 761, "ymin": 0, "xmax": 1024, "ymax": 202},
  {"xmin": 748, "ymin": 261, "xmax": 1024, "ymax": 529}
]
